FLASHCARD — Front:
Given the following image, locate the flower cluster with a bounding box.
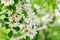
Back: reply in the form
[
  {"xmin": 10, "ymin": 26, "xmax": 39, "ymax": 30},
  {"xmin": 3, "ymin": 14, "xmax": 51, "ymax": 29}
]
[
  {"xmin": 1, "ymin": 0, "xmax": 14, "ymax": 6},
  {"xmin": 0, "ymin": 0, "xmax": 58, "ymax": 40}
]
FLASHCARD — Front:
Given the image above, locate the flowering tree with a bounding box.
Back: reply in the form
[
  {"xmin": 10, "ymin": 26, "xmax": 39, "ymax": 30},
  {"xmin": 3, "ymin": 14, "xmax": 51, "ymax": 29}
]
[{"xmin": 0, "ymin": 0, "xmax": 60, "ymax": 40}]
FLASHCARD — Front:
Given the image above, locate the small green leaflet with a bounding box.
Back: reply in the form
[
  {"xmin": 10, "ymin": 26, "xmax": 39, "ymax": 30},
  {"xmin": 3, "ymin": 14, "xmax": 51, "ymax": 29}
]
[
  {"xmin": 8, "ymin": 30, "xmax": 13, "ymax": 38},
  {"xmin": 13, "ymin": 26, "xmax": 20, "ymax": 31}
]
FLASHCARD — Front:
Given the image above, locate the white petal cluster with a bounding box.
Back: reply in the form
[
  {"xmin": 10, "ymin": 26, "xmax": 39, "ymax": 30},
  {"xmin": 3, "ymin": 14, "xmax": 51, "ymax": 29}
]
[
  {"xmin": 15, "ymin": 2, "xmax": 22, "ymax": 13},
  {"xmin": 55, "ymin": 4, "xmax": 60, "ymax": 17},
  {"xmin": 57, "ymin": 4, "xmax": 60, "ymax": 10},
  {"xmin": 54, "ymin": 4, "xmax": 60, "ymax": 24},
  {"xmin": 0, "ymin": 0, "xmax": 53, "ymax": 40},
  {"xmin": 26, "ymin": 0, "xmax": 30, "ymax": 3},
  {"xmin": 41, "ymin": 13, "xmax": 53, "ymax": 24},
  {"xmin": 3, "ymin": 1, "xmax": 41, "ymax": 39},
  {"xmin": 1, "ymin": 0, "xmax": 14, "ymax": 6}
]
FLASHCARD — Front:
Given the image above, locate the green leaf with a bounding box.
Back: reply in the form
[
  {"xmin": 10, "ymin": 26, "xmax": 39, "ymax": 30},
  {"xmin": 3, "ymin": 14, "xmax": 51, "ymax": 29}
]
[
  {"xmin": 23, "ymin": 36, "xmax": 30, "ymax": 40},
  {"xmin": 19, "ymin": 17, "xmax": 24, "ymax": 23},
  {"xmin": 0, "ymin": 3, "xmax": 4, "ymax": 12},
  {"xmin": 13, "ymin": 26, "xmax": 20, "ymax": 31},
  {"xmin": 0, "ymin": 15, "xmax": 6, "ymax": 19},
  {"xmin": 14, "ymin": 0, "xmax": 19, "ymax": 4},
  {"xmin": 37, "ymin": 14, "xmax": 45, "ymax": 18},
  {"xmin": 7, "ymin": 5, "xmax": 16, "ymax": 11},
  {"xmin": 49, "ymin": 16, "xmax": 57, "ymax": 24},
  {"xmin": 22, "ymin": 7, "xmax": 28, "ymax": 17},
  {"xmin": 4, "ymin": 18, "xmax": 9, "ymax": 22},
  {"xmin": 33, "ymin": 31, "xmax": 40, "ymax": 40},
  {"xmin": 5, "ymin": 24, "xmax": 10, "ymax": 29},
  {"xmin": 52, "ymin": 16, "xmax": 56, "ymax": 23},
  {"xmin": 5, "ymin": 14, "xmax": 8, "ymax": 17},
  {"xmin": 8, "ymin": 30, "xmax": 13, "ymax": 38},
  {"xmin": 0, "ymin": 28, "xmax": 8, "ymax": 40}
]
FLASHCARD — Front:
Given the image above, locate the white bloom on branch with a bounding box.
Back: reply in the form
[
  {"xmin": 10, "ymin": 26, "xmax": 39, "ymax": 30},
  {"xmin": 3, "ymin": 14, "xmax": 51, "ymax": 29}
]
[
  {"xmin": 41, "ymin": 14, "xmax": 49, "ymax": 24},
  {"xmin": 1, "ymin": 0, "xmax": 14, "ymax": 6},
  {"xmin": 0, "ymin": 0, "xmax": 52, "ymax": 40},
  {"xmin": 34, "ymin": 4, "xmax": 40, "ymax": 9},
  {"xmin": 15, "ymin": 3, "xmax": 22, "ymax": 13},
  {"xmin": 26, "ymin": 30, "xmax": 37, "ymax": 39},
  {"xmin": 41, "ymin": 13, "xmax": 53, "ymax": 24},
  {"xmin": 8, "ymin": 16, "xmax": 13, "ymax": 22},
  {"xmin": 7, "ymin": 11, "xmax": 12, "ymax": 16},
  {"xmin": 26, "ymin": 0, "xmax": 30, "ymax": 3},
  {"xmin": 24, "ymin": 18, "xmax": 32, "ymax": 24},
  {"xmin": 57, "ymin": 4, "xmax": 60, "ymax": 10},
  {"xmin": 24, "ymin": 3, "xmax": 32, "ymax": 11},
  {"xmin": 55, "ymin": 9, "xmax": 60, "ymax": 17},
  {"xmin": 19, "ymin": 24, "xmax": 25, "ymax": 29},
  {"xmin": 56, "ymin": 19, "xmax": 60, "ymax": 24}
]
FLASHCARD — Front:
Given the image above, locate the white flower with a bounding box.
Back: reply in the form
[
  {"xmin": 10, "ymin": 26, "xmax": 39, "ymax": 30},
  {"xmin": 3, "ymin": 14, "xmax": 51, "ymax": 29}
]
[
  {"xmin": 56, "ymin": 0, "xmax": 60, "ymax": 2},
  {"xmin": 36, "ymin": 9, "xmax": 40, "ymax": 14},
  {"xmin": 26, "ymin": 24, "xmax": 32, "ymax": 30},
  {"xmin": 15, "ymin": 3, "xmax": 22, "ymax": 13},
  {"xmin": 13, "ymin": 22, "xmax": 19, "ymax": 27},
  {"xmin": 1, "ymin": 0, "xmax": 14, "ymax": 6},
  {"xmin": 12, "ymin": 29, "xmax": 18, "ymax": 34},
  {"xmin": 41, "ymin": 10, "xmax": 45, "ymax": 14},
  {"xmin": 1, "ymin": 0, "xmax": 50, "ymax": 40},
  {"xmin": 41, "ymin": 14, "xmax": 53, "ymax": 24},
  {"xmin": 56, "ymin": 19, "xmax": 60, "ymax": 24},
  {"xmin": 37, "ymin": 25, "xmax": 47, "ymax": 31},
  {"xmin": 26, "ymin": 0, "xmax": 30, "ymax": 3},
  {"xmin": 26, "ymin": 30, "xmax": 37, "ymax": 39},
  {"xmin": 24, "ymin": 18, "xmax": 32, "ymax": 24},
  {"xmin": 32, "ymin": 18, "xmax": 40, "ymax": 25},
  {"xmin": 28, "ymin": 12, "xmax": 36, "ymax": 19},
  {"xmin": 24, "ymin": 3, "xmax": 32, "ymax": 11},
  {"xmin": 8, "ymin": 22, "xmax": 19, "ymax": 28},
  {"xmin": 41, "ymin": 14, "xmax": 50, "ymax": 24},
  {"xmin": 55, "ymin": 9, "xmax": 60, "ymax": 17},
  {"xmin": 1, "ymin": 0, "xmax": 6, "ymax": 4},
  {"xmin": 24, "ymin": 3, "xmax": 32, "ymax": 8},
  {"xmin": 34, "ymin": 4, "xmax": 40, "ymax": 9},
  {"xmin": 13, "ymin": 14, "xmax": 20, "ymax": 22},
  {"xmin": 57, "ymin": 4, "xmax": 60, "ymax": 10},
  {"xmin": 7, "ymin": 11, "xmax": 12, "ymax": 16},
  {"xmin": 42, "ymin": 25, "xmax": 47, "ymax": 29},
  {"xmin": 8, "ymin": 17, "xmax": 13, "ymax": 22},
  {"xmin": 19, "ymin": 24, "xmax": 25, "ymax": 29},
  {"xmin": 8, "ymin": 22, "xmax": 14, "ymax": 28}
]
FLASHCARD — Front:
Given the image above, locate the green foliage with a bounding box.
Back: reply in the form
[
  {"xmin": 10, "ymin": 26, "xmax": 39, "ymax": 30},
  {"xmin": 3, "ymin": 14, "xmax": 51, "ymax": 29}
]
[
  {"xmin": 4, "ymin": 17, "xmax": 9, "ymax": 22},
  {"xmin": 31, "ymin": 0, "xmax": 57, "ymax": 11},
  {"xmin": 22, "ymin": 7, "xmax": 28, "ymax": 17},
  {"xmin": 13, "ymin": 26, "xmax": 20, "ymax": 31},
  {"xmin": 14, "ymin": 0, "xmax": 19, "ymax": 4},
  {"xmin": 5, "ymin": 14, "xmax": 8, "ymax": 17},
  {"xmin": 6, "ymin": 5, "xmax": 16, "ymax": 11},
  {"xmin": 5, "ymin": 24, "xmax": 10, "ymax": 29},
  {"xmin": 0, "ymin": 28, "xmax": 8, "ymax": 40},
  {"xmin": 19, "ymin": 17, "xmax": 24, "ymax": 23},
  {"xmin": 0, "ymin": 3, "xmax": 3, "ymax": 12},
  {"xmin": 23, "ymin": 36, "xmax": 31, "ymax": 40},
  {"xmin": 8, "ymin": 30, "xmax": 13, "ymax": 38},
  {"xmin": 33, "ymin": 32, "xmax": 40, "ymax": 40}
]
